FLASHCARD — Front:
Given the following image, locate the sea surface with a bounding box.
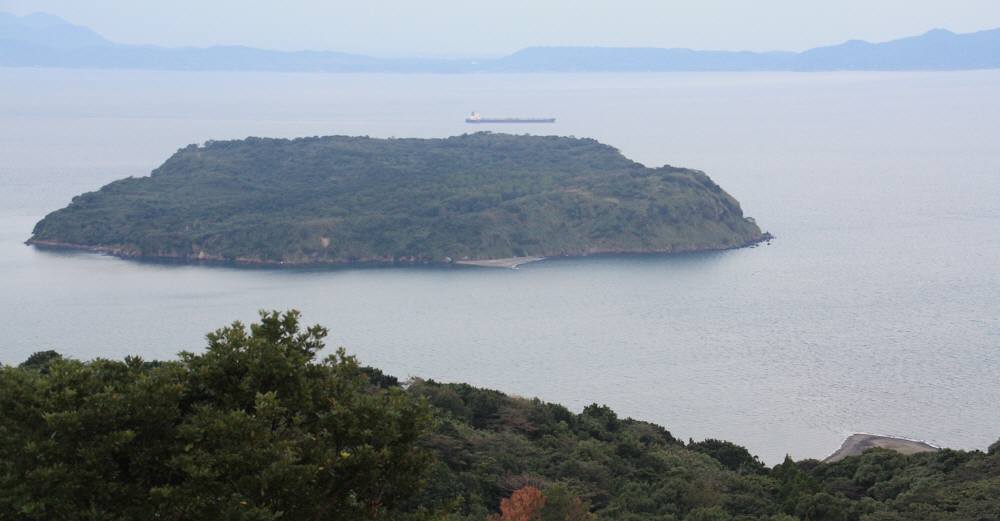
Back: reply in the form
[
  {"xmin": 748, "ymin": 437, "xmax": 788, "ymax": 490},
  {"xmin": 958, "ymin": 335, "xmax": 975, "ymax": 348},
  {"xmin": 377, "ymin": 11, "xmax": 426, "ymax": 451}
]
[{"xmin": 2, "ymin": 68, "xmax": 999, "ymax": 463}]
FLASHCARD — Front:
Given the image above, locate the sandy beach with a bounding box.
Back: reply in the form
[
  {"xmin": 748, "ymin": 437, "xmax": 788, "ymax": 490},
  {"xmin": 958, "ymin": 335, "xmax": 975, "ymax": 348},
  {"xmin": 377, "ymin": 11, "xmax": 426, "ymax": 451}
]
[{"xmin": 454, "ymin": 257, "xmax": 545, "ymax": 269}]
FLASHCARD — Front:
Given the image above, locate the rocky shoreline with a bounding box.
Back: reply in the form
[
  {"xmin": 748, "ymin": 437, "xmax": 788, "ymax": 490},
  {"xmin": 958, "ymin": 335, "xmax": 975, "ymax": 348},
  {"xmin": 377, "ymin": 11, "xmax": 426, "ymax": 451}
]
[
  {"xmin": 26, "ymin": 233, "xmax": 772, "ymax": 269},
  {"xmin": 824, "ymin": 433, "xmax": 940, "ymax": 463}
]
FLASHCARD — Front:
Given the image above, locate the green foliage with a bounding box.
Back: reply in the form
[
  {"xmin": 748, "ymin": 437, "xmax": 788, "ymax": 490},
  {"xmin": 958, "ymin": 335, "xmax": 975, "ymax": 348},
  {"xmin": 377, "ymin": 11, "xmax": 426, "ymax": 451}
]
[
  {"xmin": 2, "ymin": 312, "xmax": 998, "ymax": 521},
  {"xmin": 409, "ymin": 379, "xmax": 752, "ymax": 520},
  {"xmin": 17, "ymin": 349, "xmax": 62, "ymax": 372},
  {"xmin": 683, "ymin": 506, "xmax": 731, "ymax": 521},
  {"xmin": 401, "ymin": 382, "xmax": 1000, "ymax": 521},
  {"xmin": 541, "ymin": 485, "xmax": 596, "ymax": 521},
  {"xmin": 0, "ymin": 311, "xmax": 432, "ymax": 521},
  {"xmin": 688, "ymin": 438, "xmax": 766, "ymax": 475},
  {"xmin": 793, "ymin": 492, "xmax": 847, "ymax": 521},
  {"xmin": 30, "ymin": 133, "xmax": 765, "ymax": 264}
]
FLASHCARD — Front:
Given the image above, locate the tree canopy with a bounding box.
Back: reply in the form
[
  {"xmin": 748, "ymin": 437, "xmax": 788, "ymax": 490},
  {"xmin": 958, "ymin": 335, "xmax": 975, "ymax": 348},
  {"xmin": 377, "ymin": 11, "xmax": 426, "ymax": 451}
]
[
  {"xmin": 0, "ymin": 311, "xmax": 431, "ymax": 520},
  {"xmin": 2, "ymin": 311, "xmax": 997, "ymax": 520}
]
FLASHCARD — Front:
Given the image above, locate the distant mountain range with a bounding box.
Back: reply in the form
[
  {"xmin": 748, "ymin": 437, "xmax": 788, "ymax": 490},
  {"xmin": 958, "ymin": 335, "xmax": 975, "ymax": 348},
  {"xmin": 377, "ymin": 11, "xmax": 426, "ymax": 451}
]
[{"xmin": 3, "ymin": 12, "xmax": 1000, "ymax": 72}]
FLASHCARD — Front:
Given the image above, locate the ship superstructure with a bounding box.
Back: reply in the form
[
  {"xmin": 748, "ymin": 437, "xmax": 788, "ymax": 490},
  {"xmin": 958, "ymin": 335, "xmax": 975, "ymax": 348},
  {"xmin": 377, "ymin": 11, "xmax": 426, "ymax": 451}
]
[{"xmin": 465, "ymin": 111, "xmax": 556, "ymax": 123}]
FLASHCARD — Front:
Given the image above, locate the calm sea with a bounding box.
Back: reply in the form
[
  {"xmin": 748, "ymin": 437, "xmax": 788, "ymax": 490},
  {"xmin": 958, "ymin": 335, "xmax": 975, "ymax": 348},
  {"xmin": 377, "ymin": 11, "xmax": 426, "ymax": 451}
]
[{"xmin": 1, "ymin": 68, "xmax": 998, "ymax": 463}]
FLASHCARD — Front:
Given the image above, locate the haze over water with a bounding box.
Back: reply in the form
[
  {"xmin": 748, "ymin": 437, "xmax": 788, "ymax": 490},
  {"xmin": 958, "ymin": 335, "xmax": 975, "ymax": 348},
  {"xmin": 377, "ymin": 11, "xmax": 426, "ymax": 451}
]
[{"xmin": 2, "ymin": 68, "xmax": 998, "ymax": 463}]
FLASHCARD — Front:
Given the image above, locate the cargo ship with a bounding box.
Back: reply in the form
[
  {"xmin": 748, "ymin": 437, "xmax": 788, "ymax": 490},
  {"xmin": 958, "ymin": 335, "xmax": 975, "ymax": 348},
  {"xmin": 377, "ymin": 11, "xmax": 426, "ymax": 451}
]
[{"xmin": 465, "ymin": 111, "xmax": 556, "ymax": 124}]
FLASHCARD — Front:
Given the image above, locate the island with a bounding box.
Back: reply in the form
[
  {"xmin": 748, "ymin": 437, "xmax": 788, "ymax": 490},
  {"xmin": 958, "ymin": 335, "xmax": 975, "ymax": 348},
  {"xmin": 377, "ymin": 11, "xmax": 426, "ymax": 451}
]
[{"xmin": 28, "ymin": 133, "xmax": 768, "ymax": 267}]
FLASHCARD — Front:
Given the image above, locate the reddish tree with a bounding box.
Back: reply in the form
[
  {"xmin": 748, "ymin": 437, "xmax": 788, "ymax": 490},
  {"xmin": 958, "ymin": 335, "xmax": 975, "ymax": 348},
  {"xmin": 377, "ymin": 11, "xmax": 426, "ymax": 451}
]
[{"xmin": 488, "ymin": 486, "xmax": 546, "ymax": 521}]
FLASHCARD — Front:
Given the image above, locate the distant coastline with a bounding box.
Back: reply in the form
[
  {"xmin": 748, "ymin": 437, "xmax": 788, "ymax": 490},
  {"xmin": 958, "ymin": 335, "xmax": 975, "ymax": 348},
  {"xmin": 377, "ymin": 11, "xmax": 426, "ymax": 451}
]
[{"xmin": 4, "ymin": 12, "xmax": 1000, "ymax": 73}]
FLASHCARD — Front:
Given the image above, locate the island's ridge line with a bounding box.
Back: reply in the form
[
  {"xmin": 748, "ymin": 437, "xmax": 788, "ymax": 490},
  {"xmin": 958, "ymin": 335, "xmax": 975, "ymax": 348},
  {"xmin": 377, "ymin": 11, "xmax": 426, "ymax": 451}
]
[{"xmin": 27, "ymin": 133, "xmax": 769, "ymax": 268}]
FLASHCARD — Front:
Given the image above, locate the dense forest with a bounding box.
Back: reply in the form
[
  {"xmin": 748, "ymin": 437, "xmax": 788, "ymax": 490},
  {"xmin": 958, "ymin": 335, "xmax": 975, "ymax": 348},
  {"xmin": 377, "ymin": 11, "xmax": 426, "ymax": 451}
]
[
  {"xmin": 28, "ymin": 133, "xmax": 766, "ymax": 265},
  {"xmin": 2, "ymin": 312, "xmax": 997, "ymax": 521}
]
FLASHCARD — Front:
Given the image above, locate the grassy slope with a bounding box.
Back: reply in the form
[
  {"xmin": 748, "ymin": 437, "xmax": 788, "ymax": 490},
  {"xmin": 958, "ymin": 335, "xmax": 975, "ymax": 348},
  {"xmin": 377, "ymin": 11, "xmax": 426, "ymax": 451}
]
[{"xmin": 30, "ymin": 133, "xmax": 765, "ymax": 265}]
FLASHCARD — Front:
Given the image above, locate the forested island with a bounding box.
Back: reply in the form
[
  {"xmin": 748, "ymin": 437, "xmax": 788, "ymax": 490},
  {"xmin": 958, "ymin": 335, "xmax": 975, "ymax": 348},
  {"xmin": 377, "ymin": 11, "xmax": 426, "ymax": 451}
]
[
  {"xmin": 2, "ymin": 311, "xmax": 998, "ymax": 520},
  {"xmin": 28, "ymin": 133, "xmax": 767, "ymax": 267}
]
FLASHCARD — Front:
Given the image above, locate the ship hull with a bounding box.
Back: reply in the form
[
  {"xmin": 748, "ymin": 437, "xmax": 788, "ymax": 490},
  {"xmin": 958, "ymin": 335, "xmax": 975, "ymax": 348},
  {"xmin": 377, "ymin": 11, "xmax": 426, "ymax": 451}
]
[{"xmin": 466, "ymin": 118, "xmax": 556, "ymax": 123}]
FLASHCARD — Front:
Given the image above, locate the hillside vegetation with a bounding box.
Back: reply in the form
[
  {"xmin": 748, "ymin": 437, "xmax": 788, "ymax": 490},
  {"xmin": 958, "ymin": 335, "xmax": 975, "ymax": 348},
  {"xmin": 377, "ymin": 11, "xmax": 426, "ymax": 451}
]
[
  {"xmin": 2, "ymin": 311, "xmax": 998, "ymax": 521},
  {"xmin": 29, "ymin": 133, "xmax": 766, "ymax": 265}
]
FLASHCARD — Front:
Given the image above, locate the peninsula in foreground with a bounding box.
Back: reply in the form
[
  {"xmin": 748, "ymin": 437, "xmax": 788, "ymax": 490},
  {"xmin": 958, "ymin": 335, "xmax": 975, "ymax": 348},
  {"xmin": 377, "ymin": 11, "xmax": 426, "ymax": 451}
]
[
  {"xmin": 29, "ymin": 133, "xmax": 767, "ymax": 267},
  {"xmin": 4, "ymin": 312, "xmax": 998, "ymax": 520}
]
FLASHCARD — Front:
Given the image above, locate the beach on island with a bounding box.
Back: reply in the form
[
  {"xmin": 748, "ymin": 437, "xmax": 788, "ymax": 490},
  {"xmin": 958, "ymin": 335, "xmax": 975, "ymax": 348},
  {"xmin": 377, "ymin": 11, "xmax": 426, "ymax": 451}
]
[{"xmin": 455, "ymin": 256, "xmax": 546, "ymax": 269}]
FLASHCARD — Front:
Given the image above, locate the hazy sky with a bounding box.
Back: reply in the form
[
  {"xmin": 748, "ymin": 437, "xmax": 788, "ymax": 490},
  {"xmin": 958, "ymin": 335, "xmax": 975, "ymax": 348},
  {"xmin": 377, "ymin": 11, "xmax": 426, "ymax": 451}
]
[{"xmin": 3, "ymin": 0, "xmax": 1000, "ymax": 56}]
